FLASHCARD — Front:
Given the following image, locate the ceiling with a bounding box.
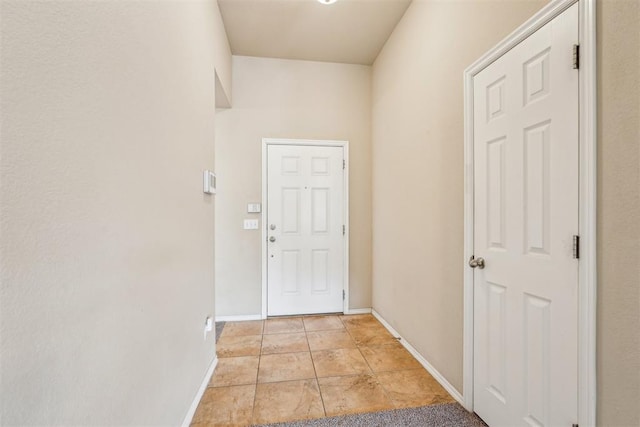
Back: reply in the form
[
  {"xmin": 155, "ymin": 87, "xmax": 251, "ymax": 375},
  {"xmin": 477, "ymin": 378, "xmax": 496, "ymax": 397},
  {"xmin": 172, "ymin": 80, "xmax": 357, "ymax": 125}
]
[{"xmin": 217, "ymin": 0, "xmax": 412, "ymax": 65}]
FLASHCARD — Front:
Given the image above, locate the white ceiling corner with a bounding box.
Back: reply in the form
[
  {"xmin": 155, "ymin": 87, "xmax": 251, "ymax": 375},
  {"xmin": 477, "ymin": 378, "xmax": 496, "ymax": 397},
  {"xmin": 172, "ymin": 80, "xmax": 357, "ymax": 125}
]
[{"xmin": 217, "ymin": 0, "xmax": 412, "ymax": 65}]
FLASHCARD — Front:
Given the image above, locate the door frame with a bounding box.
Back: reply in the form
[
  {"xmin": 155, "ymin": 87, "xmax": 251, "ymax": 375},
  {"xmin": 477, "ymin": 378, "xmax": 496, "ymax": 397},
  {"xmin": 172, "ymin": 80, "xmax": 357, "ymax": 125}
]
[
  {"xmin": 261, "ymin": 138, "xmax": 350, "ymax": 319},
  {"xmin": 462, "ymin": 0, "xmax": 597, "ymax": 425}
]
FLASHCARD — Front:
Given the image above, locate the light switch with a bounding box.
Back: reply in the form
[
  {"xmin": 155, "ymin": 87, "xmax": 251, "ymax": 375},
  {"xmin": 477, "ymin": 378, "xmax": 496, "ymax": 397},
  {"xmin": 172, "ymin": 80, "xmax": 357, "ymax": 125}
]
[
  {"xmin": 243, "ymin": 219, "xmax": 259, "ymax": 230},
  {"xmin": 247, "ymin": 203, "xmax": 261, "ymax": 213}
]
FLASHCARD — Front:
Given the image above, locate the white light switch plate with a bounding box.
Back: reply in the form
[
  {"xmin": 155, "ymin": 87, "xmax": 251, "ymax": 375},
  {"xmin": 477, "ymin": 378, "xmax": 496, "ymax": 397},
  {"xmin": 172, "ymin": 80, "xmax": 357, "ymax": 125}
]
[
  {"xmin": 243, "ymin": 219, "xmax": 259, "ymax": 230},
  {"xmin": 247, "ymin": 203, "xmax": 261, "ymax": 213}
]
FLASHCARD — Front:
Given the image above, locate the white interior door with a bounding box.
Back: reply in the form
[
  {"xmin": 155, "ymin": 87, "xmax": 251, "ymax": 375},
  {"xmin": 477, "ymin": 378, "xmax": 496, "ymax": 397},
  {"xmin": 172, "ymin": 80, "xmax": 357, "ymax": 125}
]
[
  {"xmin": 472, "ymin": 4, "xmax": 579, "ymax": 426},
  {"xmin": 267, "ymin": 144, "xmax": 345, "ymax": 316}
]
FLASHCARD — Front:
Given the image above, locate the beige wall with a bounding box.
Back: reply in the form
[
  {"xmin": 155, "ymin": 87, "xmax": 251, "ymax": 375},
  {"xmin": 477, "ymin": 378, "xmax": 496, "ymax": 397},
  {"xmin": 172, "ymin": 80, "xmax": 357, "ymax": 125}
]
[
  {"xmin": 215, "ymin": 56, "xmax": 372, "ymax": 316},
  {"xmin": 371, "ymin": 0, "xmax": 548, "ymax": 393},
  {"xmin": 372, "ymin": 0, "xmax": 640, "ymax": 424},
  {"xmin": 212, "ymin": 1, "xmax": 232, "ymax": 106},
  {"xmin": 596, "ymin": 1, "xmax": 640, "ymax": 425},
  {"xmin": 0, "ymin": 1, "xmax": 230, "ymax": 425}
]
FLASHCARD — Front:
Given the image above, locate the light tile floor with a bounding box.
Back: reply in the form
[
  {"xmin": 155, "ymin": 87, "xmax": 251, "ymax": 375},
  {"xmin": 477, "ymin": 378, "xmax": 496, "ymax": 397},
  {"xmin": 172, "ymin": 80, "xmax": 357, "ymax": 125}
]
[{"xmin": 192, "ymin": 314, "xmax": 455, "ymax": 426}]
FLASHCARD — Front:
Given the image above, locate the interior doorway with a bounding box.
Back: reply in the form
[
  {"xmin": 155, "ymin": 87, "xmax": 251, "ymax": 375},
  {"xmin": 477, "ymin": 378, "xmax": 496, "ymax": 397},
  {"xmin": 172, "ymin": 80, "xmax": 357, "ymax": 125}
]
[{"xmin": 463, "ymin": 0, "xmax": 597, "ymax": 425}]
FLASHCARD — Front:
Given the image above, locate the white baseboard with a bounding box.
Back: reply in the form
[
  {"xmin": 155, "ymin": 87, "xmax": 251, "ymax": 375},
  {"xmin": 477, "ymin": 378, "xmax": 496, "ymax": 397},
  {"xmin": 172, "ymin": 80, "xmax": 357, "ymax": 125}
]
[
  {"xmin": 181, "ymin": 356, "xmax": 218, "ymax": 427},
  {"xmin": 371, "ymin": 309, "xmax": 464, "ymax": 405},
  {"xmin": 218, "ymin": 310, "xmax": 373, "ymax": 321},
  {"xmin": 344, "ymin": 308, "xmax": 372, "ymax": 315},
  {"xmin": 215, "ymin": 314, "xmax": 263, "ymax": 322}
]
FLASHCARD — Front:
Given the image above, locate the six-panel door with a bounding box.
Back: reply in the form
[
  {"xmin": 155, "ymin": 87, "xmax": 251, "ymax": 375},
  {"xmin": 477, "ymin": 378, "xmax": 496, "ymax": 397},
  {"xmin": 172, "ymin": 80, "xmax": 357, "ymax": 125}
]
[
  {"xmin": 472, "ymin": 4, "xmax": 579, "ymax": 426},
  {"xmin": 267, "ymin": 144, "xmax": 345, "ymax": 316}
]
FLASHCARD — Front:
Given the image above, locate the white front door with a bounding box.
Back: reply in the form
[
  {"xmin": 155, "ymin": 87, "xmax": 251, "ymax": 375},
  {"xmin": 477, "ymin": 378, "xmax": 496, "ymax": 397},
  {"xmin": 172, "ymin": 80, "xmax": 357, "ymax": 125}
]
[
  {"xmin": 472, "ymin": 4, "xmax": 579, "ymax": 426},
  {"xmin": 267, "ymin": 144, "xmax": 345, "ymax": 316}
]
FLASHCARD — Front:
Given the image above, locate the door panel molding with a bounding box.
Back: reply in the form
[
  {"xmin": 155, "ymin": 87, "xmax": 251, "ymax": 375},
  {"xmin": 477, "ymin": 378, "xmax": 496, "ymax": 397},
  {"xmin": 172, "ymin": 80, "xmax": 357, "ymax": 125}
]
[
  {"xmin": 462, "ymin": 0, "xmax": 596, "ymax": 425},
  {"xmin": 261, "ymin": 138, "xmax": 350, "ymax": 318}
]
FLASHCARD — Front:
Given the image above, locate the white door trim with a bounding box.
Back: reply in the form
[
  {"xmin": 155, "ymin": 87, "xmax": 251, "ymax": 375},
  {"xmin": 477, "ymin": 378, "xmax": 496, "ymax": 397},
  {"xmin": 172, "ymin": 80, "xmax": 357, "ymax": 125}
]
[
  {"xmin": 462, "ymin": 0, "xmax": 597, "ymax": 425},
  {"xmin": 261, "ymin": 138, "xmax": 350, "ymax": 319}
]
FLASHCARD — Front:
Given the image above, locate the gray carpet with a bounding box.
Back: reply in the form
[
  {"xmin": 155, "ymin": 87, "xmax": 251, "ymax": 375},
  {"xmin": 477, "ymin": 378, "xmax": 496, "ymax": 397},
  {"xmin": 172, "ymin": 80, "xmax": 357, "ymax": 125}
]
[{"xmin": 253, "ymin": 403, "xmax": 487, "ymax": 427}]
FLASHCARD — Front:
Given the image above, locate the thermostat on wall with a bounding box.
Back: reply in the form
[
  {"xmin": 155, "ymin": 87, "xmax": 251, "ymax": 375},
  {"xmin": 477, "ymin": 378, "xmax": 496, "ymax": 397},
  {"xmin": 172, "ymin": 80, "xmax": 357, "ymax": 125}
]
[{"xmin": 203, "ymin": 170, "xmax": 216, "ymax": 194}]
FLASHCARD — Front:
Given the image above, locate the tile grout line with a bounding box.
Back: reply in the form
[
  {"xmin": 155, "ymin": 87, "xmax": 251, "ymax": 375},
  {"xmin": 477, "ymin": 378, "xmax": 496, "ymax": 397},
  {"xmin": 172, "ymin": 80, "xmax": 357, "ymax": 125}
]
[
  {"xmin": 342, "ymin": 315, "xmax": 400, "ymax": 414},
  {"xmin": 316, "ymin": 314, "xmax": 366, "ymax": 419},
  {"xmin": 306, "ymin": 328, "xmax": 328, "ymax": 420},
  {"xmin": 343, "ymin": 316, "xmax": 400, "ymax": 410},
  {"xmin": 250, "ymin": 320, "xmax": 265, "ymax": 426}
]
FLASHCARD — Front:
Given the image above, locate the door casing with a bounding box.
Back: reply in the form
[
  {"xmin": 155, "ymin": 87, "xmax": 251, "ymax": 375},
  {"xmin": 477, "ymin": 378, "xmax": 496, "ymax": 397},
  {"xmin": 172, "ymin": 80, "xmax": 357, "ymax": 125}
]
[
  {"xmin": 261, "ymin": 138, "xmax": 350, "ymax": 318},
  {"xmin": 462, "ymin": 0, "xmax": 597, "ymax": 425}
]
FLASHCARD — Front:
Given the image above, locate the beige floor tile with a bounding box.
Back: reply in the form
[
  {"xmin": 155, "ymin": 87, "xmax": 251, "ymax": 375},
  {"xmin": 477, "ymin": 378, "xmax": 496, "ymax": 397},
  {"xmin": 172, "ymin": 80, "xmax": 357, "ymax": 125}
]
[
  {"xmin": 252, "ymin": 379, "xmax": 325, "ymax": 425},
  {"xmin": 258, "ymin": 352, "xmax": 316, "ymax": 383},
  {"xmin": 216, "ymin": 335, "xmax": 262, "ymax": 358},
  {"xmin": 359, "ymin": 344, "xmax": 423, "ymax": 372},
  {"xmin": 303, "ymin": 315, "xmax": 344, "ymax": 332},
  {"xmin": 340, "ymin": 314, "xmax": 381, "ymax": 329},
  {"xmin": 261, "ymin": 332, "xmax": 309, "ymax": 355},
  {"xmin": 318, "ymin": 374, "xmax": 394, "ymax": 416},
  {"xmin": 193, "ymin": 314, "xmax": 445, "ymax": 426},
  {"xmin": 191, "ymin": 384, "xmax": 255, "ymax": 426},
  {"xmin": 220, "ymin": 320, "xmax": 264, "ymax": 337},
  {"xmin": 307, "ymin": 330, "xmax": 356, "ymax": 351},
  {"xmin": 311, "ymin": 348, "xmax": 371, "ymax": 378},
  {"xmin": 423, "ymin": 373, "xmax": 457, "ymax": 403},
  {"xmin": 376, "ymin": 368, "xmax": 455, "ymax": 408},
  {"xmin": 264, "ymin": 317, "xmax": 305, "ymax": 334},
  {"xmin": 347, "ymin": 326, "xmax": 398, "ymax": 347},
  {"xmin": 209, "ymin": 356, "xmax": 259, "ymax": 388}
]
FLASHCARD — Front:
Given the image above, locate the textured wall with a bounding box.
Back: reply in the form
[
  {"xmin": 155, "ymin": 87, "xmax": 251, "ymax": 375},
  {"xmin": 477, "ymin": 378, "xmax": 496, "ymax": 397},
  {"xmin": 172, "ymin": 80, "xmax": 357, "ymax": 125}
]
[
  {"xmin": 215, "ymin": 56, "xmax": 372, "ymax": 316},
  {"xmin": 0, "ymin": 1, "xmax": 230, "ymax": 424},
  {"xmin": 371, "ymin": 0, "xmax": 552, "ymax": 393},
  {"xmin": 596, "ymin": 1, "xmax": 640, "ymax": 425}
]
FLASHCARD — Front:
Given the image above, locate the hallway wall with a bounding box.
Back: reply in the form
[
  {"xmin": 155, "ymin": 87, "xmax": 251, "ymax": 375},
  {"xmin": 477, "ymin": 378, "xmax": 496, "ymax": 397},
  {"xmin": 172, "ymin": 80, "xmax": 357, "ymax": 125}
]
[
  {"xmin": 371, "ymin": 0, "xmax": 548, "ymax": 394},
  {"xmin": 0, "ymin": 1, "xmax": 230, "ymax": 425},
  {"xmin": 371, "ymin": 0, "xmax": 640, "ymax": 425},
  {"xmin": 215, "ymin": 56, "xmax": 372, "ymax": 317}
]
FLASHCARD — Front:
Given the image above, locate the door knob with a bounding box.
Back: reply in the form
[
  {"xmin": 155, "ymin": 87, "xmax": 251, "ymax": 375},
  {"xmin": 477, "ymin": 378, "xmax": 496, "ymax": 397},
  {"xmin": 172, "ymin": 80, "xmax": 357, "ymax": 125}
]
[
  {"xmin": 269, "ymin": 236, "xmax": 276, "ymax": 242},
  {"xmin": 469, "ymin": 256, "xmax": 485, "ymax": 269}
]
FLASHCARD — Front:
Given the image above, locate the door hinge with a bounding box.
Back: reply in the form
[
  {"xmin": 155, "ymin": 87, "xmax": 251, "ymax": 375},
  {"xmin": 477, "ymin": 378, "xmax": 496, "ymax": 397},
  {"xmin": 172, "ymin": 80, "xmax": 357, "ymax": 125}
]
[
  {"xmin": 343, "ymin": 225, "xmax": 346, "ymax": 236},
  {"xmin": 572, "ymin": 44, "xmax": 580, "ymax": 69},
  {"xmin": 343, "ymin": 290, "xmax": 345, "ymax": 300},
  {"xmin": 343, "ymin": 159, "xmax": 346, "ymax": 169},
  {"xmin": 573, "ymin": 235, "xmax": 580, "ymax": 259}
]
